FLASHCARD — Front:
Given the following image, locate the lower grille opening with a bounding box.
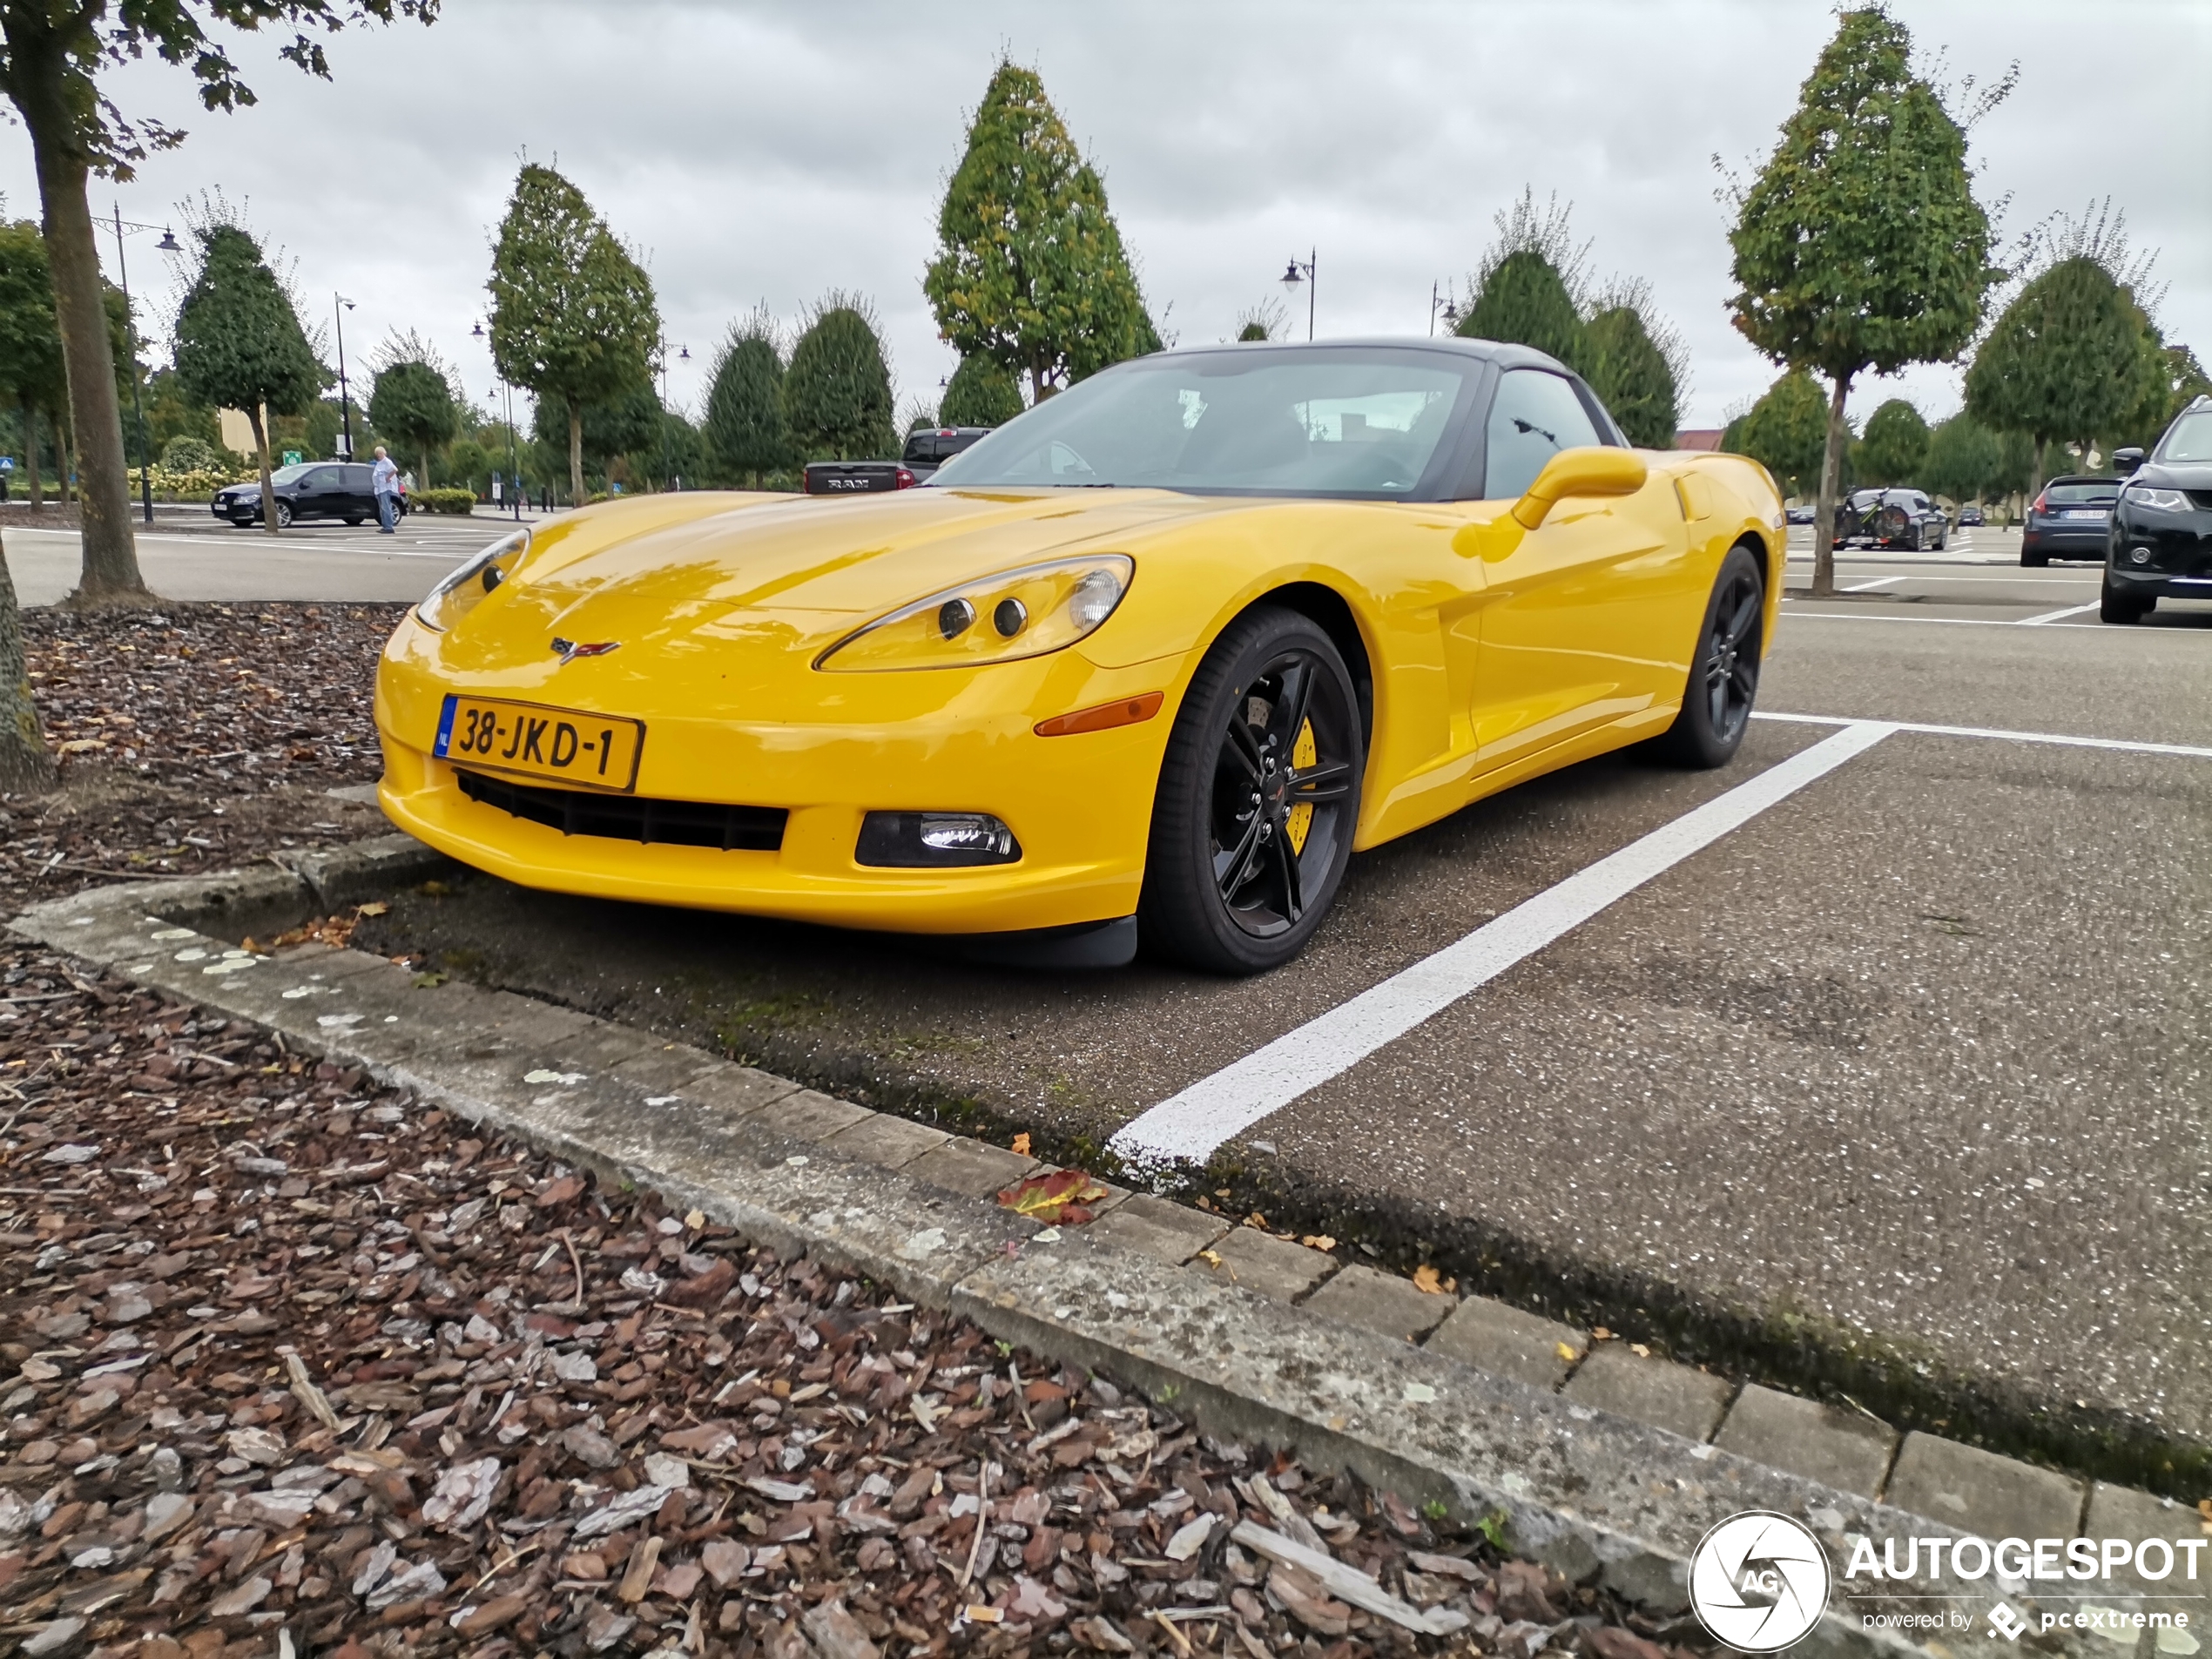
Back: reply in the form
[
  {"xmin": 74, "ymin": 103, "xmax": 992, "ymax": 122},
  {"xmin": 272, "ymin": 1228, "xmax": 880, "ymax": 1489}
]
[{"xmin": 456, "ymin": 770, "xmax": 786, "ymax": 852}]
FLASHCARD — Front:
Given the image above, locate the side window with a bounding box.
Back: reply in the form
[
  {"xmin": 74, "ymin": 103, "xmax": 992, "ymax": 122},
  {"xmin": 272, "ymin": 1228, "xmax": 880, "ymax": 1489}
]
[
  {"xmin": 1483, "ymin": 370, "xmax": 1603, "ymax": 501},
  {"xmin": 305, "ymin": 466, "xmax": 341, "ymax": 489},
  {"xmin": 344, "ymin": 465, "xmax": 374, "ymax": 491}
]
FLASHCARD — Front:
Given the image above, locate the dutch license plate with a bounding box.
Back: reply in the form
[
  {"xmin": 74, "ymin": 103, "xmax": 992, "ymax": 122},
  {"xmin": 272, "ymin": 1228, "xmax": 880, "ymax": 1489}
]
[{"xmin": 434, "ymin": 696, "xmax": 644, "ymax": 792}]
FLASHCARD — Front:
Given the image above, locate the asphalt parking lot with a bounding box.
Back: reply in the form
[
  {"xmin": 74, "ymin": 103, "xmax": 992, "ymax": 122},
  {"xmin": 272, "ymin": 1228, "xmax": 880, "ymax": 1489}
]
[
  {"xmin": 346, "ymin": 548, "xmax": 2212, "ymax": 1474},
  {"xmin": 1, "ymin": 505, "xmax": 505, "ymax": 605}
]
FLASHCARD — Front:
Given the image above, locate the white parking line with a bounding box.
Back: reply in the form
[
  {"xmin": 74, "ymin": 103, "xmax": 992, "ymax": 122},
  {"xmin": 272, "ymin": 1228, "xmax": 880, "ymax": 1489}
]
[
  {"xmin": 1108, "ymin": 720, "xmax": 1896, "ymax": 1169},
  {"xmin": 1752, "ymin": 711, "xmax": 2212, "ymax": 761},
  {"xmin": 1843, "ymin": 575, "xmax": 1905, "ymax": 593},
  {"xmin": 2020, "ymin": 602, "xmax": 2101, "ymax": 625},
  {"xmin": 1779, "ymin": 608, "xmax": 2103, "ymax": 631}
]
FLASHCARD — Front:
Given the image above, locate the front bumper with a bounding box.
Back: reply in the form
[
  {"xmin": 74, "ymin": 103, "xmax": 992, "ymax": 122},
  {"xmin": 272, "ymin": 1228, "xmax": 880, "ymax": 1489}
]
[
  {"xmin": 373, "ymin": 617, "xmax": 1183, "ymax": 935},
  {"xmin": 2107, "ymin": 508, "xmax": 2212, "ymax": 597}
]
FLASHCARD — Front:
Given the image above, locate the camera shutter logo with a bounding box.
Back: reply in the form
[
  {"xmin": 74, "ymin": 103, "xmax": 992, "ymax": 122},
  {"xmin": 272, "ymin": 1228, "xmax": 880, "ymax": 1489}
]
[{"xmin": 1689, "ymin": 1511, "xmax": 1832, "ymax": 1651}]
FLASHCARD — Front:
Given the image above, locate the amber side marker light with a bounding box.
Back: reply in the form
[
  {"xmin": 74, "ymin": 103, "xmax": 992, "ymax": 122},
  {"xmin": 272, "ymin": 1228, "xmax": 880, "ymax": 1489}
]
[{"xmin": 1033, "ymin": 691, "xmax": 1164, "ymax": 738}]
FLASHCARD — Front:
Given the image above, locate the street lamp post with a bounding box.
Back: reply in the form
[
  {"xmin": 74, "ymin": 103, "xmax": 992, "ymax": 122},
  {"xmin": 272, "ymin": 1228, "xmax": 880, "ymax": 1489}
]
[
  {"xmin": 1279, "ymin": 250, "xmax": 1317, "ymax": 341},
  {"xmin": 333, "ymin": 295, "xmax": 356, "ymax": 458},
  {"xmin": 1429, "ymin": 281, "xmax": 1461, "ymax": 337},
  {"xmin": 473, "ymin": 320, "xmax": 524, "ymax": 522},
  {"xmin": 106, "ymin": 207, "xmax": 178, "ymax": 526},
  {"xmin": 658, "ymin": 339, "xmax": 688, "ymax": 491}
]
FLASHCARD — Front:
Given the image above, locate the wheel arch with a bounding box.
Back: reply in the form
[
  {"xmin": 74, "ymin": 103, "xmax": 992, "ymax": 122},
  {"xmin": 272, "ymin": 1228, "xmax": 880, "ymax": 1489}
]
[{"xmin": 1226, "ymin": 580, "xmax": 1376, "ymax": 751}]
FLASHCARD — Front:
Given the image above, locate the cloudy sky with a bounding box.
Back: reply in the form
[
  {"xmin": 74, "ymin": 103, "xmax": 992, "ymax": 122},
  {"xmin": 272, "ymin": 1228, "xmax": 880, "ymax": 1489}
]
[{"xmin": 5, "ymin": 1, "xmax": 2206, "ymax": 434}]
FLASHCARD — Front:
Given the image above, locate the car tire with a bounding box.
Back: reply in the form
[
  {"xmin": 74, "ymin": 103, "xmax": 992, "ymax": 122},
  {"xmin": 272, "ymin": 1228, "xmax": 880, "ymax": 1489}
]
[
  {"xmin": 1138, "ymin": 607, "xmax": 1365, "ymax": 975},
  {"xmin": 2021, "ymin": 549, "xmax": 2047, "ymax": 568},
  {"xmin": 1654, "ymin": 544, "xmax": 1764, "ymax": 770},
  {"xmin": 2100, "ymin": 573, "xmax": 2152, "ymax": 624},
  {"xmin": 344, "ymin": 516, "xmax": 365, "ymax": 527},
  {"xmin": 274, "ymin": 502, "xmax": 293, "ymax": 529},
  {"xmin": 1909, "ymin": 523, "xmax": 1924, "ymax": 553}
]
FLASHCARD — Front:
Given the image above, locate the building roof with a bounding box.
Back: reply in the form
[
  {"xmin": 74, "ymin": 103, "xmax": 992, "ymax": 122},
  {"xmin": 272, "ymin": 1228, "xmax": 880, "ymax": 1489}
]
[{"xmin": 1674, "ymin": 428, "xmax": 1723, "ymax": 452}]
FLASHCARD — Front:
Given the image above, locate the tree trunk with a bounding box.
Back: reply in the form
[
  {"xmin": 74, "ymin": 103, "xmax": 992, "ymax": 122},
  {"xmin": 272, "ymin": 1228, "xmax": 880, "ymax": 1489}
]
[
  {"xmin": 1811, "ymin": 371, "xmax": 1853, "ymax": 598},
  {"xmin": 567, "ymin": 399, "xmax": 584, "ymax": 507},
  {"xmin": 21, "ymin": 402, "xmax": 41, "ymax": 510},
  {"xmin": 57, "ymin": 418, "xmax": 72, "ymax": 504},
  {"xmin": 2031, "ymin": 438, "xmax": 2047, "ymax": 499},
  {"xmin": 20, "ymin": 85, "xmax": 146, "ymax": 602},
  {"xmin": 0, "ymin": 528, "xmax": 56, "ymax": 794},
  {"xmin": 249, "ymin": 406, "xmax": 279, "ymax": 536}
]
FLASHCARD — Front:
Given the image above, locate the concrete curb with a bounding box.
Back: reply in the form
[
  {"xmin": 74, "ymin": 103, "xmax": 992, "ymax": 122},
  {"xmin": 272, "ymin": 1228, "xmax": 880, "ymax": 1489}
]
[{"xmin": 13, "ymin": 840, "xmax": 2196, "ymax": 1659}]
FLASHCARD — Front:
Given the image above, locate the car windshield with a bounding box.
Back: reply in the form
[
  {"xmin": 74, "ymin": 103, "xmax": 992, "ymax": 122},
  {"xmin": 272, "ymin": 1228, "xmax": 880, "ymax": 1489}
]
[
  {"xmin": 2045, "ymin": 482, "xmax": 2116, "ymax": 504},
  {"xmin": 269, "ymin": 464, "xmax": 313, "ymax": 485},
  {"xmin": 928, "ymin": 347, "xmax": 1476, "ymax": 498},
  {"xmin": 2157, "ymin": 411, "xmax": 2212, "ymax": 462}
]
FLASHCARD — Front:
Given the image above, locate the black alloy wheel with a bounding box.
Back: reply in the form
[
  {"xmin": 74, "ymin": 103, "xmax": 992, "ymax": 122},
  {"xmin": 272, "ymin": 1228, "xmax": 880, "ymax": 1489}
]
[
  {"xmin": 1140, "ymin": 608, "xmax": 1365, "ymax": 974},
  {"xmin": 1655, "ymin": 544, "xmax": 1764, "ymax": 769}
]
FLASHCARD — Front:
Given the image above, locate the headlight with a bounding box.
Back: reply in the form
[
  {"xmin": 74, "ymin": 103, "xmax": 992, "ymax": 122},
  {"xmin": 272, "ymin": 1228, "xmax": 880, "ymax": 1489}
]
[
  {"xmin": 2127, "ymin": 487, "xmax": 2188, "ymax": 514},
  {"xmin": 815, "ymin": 555, "xmax": 1132, "ymax": 671},
  {"xmin": 416, "ymin": 528, "xmax": 529, "ymax": 631}
]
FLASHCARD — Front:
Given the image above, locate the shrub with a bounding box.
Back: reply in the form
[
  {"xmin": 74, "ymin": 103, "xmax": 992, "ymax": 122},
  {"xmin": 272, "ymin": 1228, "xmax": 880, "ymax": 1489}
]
[
  {"xmin": 410, "ymin": 488, "xmax": 476, "ymax": 516},
  {"xmin": 160, "ymin": 435, "xmax": 220, "ymax": 472}
]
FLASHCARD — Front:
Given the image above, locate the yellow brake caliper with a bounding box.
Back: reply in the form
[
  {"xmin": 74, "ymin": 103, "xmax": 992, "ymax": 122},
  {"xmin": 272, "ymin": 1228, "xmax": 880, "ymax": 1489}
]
[{"xmin": 1285, "ymin": 719, "xmax": 1316, "ymax": 855}]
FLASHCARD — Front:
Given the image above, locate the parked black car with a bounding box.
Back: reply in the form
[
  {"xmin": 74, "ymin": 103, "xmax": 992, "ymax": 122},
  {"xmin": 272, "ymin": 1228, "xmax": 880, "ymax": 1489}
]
[
  {"xmin": 802, "ymin": 460, "xmax": 916, "ymax": 496},
  {"xmin": 1835, "ymin": 487, "xmax": 1948, "ymax": 550},
  {"xmin": 2020, "ymin": 475, "xmax": 2118, "ymax": 567},
  {"xmin": 903, "ymin": 425, "xmax": 994, "ymax": 482},
  {"xmin": 212, "ymin": 462, "xmax": 399, "ymax": 529},
  {"xmin": 1956, "ymin": 505, "xmax": 1984, "ymax": 527},
  {"xmin": 2101, "ymin": 395, "xmax": 2212, "ymax": 623},
  {"xmin": 1784, "ymin": 503, "xmax": 1816, "ymax": 525}
]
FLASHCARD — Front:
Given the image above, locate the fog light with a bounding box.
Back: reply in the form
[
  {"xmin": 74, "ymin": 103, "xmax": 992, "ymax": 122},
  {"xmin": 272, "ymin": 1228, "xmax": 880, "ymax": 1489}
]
[
  {"xmin": 856, "ymin": 811, "xmax": 1022, "ymax": 867},
  {"xmin": 2129, "ymin": 546, "xmax": 2153, "ymax": 565}
]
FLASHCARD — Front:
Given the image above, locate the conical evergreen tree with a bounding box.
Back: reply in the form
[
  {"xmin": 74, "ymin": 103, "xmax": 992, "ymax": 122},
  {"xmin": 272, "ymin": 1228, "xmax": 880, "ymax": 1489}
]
[{"xmin": 939, "ymin": 354, "xmax": 1023, "ymax": 428}]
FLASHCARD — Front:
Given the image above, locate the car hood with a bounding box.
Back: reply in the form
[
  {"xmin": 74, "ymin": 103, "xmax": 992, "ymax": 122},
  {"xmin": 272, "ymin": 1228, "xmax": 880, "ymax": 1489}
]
[
  {"xmin": 435, "ymin": 487, "xmax": 1250, "ymax": 678},
  {"xmin": 2140, "ymin": 460, "xmax": 2212, "ymax": 492}
]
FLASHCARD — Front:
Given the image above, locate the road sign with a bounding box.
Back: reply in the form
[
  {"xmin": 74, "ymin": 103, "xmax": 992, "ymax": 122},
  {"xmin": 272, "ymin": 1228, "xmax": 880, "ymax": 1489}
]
[{"xmin": 281, "ymin": 450, "xmax": 302, "ymax": 466}]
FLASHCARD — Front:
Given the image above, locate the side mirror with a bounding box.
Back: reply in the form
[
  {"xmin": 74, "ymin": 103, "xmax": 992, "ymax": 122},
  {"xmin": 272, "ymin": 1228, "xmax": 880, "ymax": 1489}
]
[
  {"xmin": 1511, "ymin": 446, "xmax": 1649, "ymax": 529},
  {"xmin": 2112, "ymin": 447, "xmax": 2145, "ymax": 476}
]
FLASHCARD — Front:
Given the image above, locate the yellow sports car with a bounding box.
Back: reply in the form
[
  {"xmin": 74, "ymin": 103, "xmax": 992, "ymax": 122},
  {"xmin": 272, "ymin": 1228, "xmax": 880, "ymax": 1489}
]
[{"xmin": 374, "ymin": 340, "xmax": 1782, "ymax": 973}]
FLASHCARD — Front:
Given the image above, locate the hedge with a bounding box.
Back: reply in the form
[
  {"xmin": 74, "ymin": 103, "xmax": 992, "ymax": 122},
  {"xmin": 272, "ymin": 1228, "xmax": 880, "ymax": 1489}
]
[{"xmin": 411, "ymin": 489, "xmax": 476, "ymax": 516}]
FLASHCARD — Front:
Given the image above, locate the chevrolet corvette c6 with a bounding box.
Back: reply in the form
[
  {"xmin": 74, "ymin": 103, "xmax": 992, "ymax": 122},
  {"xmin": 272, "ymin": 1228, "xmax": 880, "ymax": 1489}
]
[{"xmin": 374, "ymin": 338, "xmax": 1784, "ymax": 974}]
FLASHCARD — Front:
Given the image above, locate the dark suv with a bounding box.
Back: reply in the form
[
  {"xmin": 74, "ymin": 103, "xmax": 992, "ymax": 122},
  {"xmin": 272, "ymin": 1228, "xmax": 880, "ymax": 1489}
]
[
  {"xmin": 212, "ymin": 462, "xmax": 396, "ymax": 529},
  {"xmin": 1835, "ymin": 488, "xmax": 1948, "ymax": 550},
  {"xmin": 2101, "ymin": 396, "xmax": 2212, "ymax": 623},
  {"xmin": 2020, "ymin": 475, "xmax": 2118, "ymax": 566}
]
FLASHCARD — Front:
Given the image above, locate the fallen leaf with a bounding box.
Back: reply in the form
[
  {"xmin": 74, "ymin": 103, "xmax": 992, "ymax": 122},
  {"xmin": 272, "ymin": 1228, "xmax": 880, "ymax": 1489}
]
[
  {"xmin": 1412, "ymin": 1264, "xmax": 1444, "ymax": 1295},
  {"xmin": 1555, "ymin": 1342, "xmax": 1580, "ymax": 1363},
  {"xmin": 1010, "ymin": 1132, "xmax": 1031, "ymax": 1157},
  {"xmin": 1629, "ymin": 1342, "xmax": 1651, "ymax": 1358},
  {"xmin": 1592, "ymin": 1326, "xmax": 1614, "ymax": 1340},
  {"xmin": 354, "ymin": 901, "xmax": 390, "ymax": 917},
  {"xmin": 995, "ymin": 1168, "xmax": 1107, "ymax": 1225},
  {"xmin": 1300, "ymin": 1235, "xmax": 1337, "ymax": 1251}
]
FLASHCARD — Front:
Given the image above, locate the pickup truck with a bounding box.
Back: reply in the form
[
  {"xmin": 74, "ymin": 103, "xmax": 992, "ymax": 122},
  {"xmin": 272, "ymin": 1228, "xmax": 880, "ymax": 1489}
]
[{"xmin": 800, "ymin": 426, "xmax": 996, "ymax": 496}]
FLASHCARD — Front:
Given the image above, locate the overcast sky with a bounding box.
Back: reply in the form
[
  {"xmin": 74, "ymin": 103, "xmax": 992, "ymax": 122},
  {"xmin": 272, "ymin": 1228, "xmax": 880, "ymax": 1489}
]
[{"xmin": 5, "ymin": 1, "xmax": 2207, "ymax": 434}]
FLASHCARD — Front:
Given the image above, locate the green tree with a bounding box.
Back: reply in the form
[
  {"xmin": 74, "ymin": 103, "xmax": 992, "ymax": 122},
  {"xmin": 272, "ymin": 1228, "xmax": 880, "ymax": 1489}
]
[
  {"xmin": 142, "ymin": 368, "xmax": 222, "ymax": 455},
  {"xmin": 530, "ymin": 384, "xmax": 663, "ymax": 486},
  {"xmin": 0, "ymin": 0, "xmax": 435, "ymax": 599},
  {"xmin": 2119, "ymin": 341, "xmax": 2209, "ymax": 451},
  {"xmin": 1457, "ymin": 250, "xmax": 1585, "ymax": 368},
  {"xmin": 1582, "ymin": 300, "xmax": 1680, "ymax": 448},
  {"xmin": 702, "ymin": 311, "xmax": 789, "ymax": 486},
  {"xmin": 1737, "ymin": 370, "xmax": 1831, "ymax": 498},
  {"xmin": 784, "ymin": 299, "xmax": 897, "ymax": 462},
  {"xmin": 940, "ymin": 353, "xmax": 1023, "ymax": 428},
  {"xmin": 0, "ymin": 527, "xmax": 49, "ymax": 789},
  {"xmin": 1453, "ymin": 191, "xmax": 1592, "ymax": 371},
  {"xmin": 368, "ymin": 360, "xmax": 460, "ymax": 486},
  {"xmin": 172, "ymin": 223, "xmax": 325, "ymax": 536},
  {"xmin": 1919, "ymin": 412, "xmax": 1999, "ymax": 506},
  {"xmin": 488, "ymin": 163, "xmax": 659, "ymax": 506},
  {"xmin": 1723, "ymin": 8, "xmax": 2008, "ymax": 594},
  {"xmin": 1858, "ymin": 398, "xmax": 1930, "ymax": 485},
  {"xmin": 925, "ymin": 59, "xmax": 1158, "ymax": 402},
  {"xmin": 0, "ymin": 218, "xmax": 63, "ymax": 509},
  {"xmin": 1966, "ymin": 257, "xmax": 2160, "ymax": 486}
]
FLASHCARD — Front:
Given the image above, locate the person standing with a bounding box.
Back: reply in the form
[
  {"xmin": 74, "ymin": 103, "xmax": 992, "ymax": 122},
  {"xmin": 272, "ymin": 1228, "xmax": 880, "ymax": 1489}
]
[{"xmin": 372, "ymin": 444, "xmax": 401, "ymax": 534}]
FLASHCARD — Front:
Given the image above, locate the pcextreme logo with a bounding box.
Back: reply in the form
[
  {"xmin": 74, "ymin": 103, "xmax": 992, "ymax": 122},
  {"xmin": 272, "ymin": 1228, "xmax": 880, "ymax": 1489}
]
[{"xmin": 1689, "ymin": 1512, "xmax": 1832, "ymax": 1651}]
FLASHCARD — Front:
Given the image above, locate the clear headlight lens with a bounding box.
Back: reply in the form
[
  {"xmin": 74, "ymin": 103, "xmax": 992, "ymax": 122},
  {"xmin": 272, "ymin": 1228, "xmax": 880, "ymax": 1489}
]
[
  {"xmin": 815, "ymin": 555, "xmax": 1133, "ymax": 671},
  {"xmin": 2128, "ymin": 486, "xmax": 2188, "ymax": 513},
  {"xmin": 416, "ymin": 528, "xmax": 529, "ymax": 631}
]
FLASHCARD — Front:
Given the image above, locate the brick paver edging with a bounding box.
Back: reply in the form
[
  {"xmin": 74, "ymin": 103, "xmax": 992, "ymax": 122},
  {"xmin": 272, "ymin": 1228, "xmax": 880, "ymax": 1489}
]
[{"xmin": 13, "ymin": 836, "xmax": 2201, "ymax": 1659}]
